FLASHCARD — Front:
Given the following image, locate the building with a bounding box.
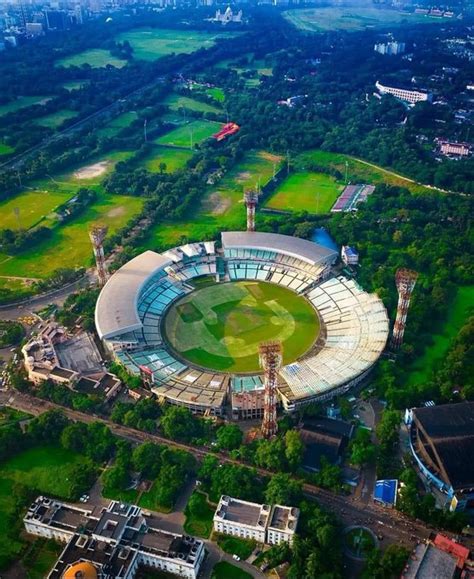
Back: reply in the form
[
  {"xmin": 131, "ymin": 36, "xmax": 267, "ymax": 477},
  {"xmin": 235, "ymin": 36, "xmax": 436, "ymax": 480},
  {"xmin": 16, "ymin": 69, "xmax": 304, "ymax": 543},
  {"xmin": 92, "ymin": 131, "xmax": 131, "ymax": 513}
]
[
  {"xmin": 405, "ymin": 402, "xmax": 474, "ymax": 511},
  {"xmin": 373, "ymin": 479, "xmax": 398, "ymax": 507},
  {"xmin": 401, "ymin": 534, "xmax": 470, "ymax": 579},
  {"xmin": 374, "ymin": 41, "xmax": 406, "ymax": 56},
  {"xmin": 375, "ymin": 81, "xmax": 432, "ymax": 105},
  {"xmin": 437, "ymin": 139, "xmax": 471, "ymax": 157},
  {"xmin": 212, "ymin": 6, "xmax": 243, "ymax": 25},
  {"xmin": 341, "ymin": 245, "xmax": 359, "ymax": 266},
  {"xmin": 299, "ymin": 417, "xmax": 354, "ymax": 471},
  {"xmin": 95, "ymin": 231, "xmax": 388, "ymax": 415},
  {"xmin": 24, "ymin": 497, "xmax": 205, "ymax": 578},
  {"xmin": 213, "ymin": 496, "xmax": 299, "ymax": 545}
]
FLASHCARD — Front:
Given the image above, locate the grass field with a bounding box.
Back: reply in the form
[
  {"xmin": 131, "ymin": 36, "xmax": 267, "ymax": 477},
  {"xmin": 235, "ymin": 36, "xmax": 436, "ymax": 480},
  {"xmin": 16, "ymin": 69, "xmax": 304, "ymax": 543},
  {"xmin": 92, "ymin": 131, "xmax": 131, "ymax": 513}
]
[
  {"xmin": 0, "ymin": 189, "xmax": 73, "ymax": 230},
  {"xmin": 212, "ymin": 562, "xmax": 252, "ymax": 579},
  {"xmin": 164, "ymin": 280, "xmax": 319, "ymax": 372},
  {"xmin": 155, "ymin": 120, "xmax": 222, "ymax": 148},
  {"xmin": 216, "ymin": 53, "xmax": 273, "ymax": 82},
  {"xmin": 34, "ymin": 109, "xmax": 78, "ymax": 129},
  {"xmin": 142, "ymin": 146, "xmax": 193, "ymax": 173},
  {"xmin": 0, "ymin": 143, "xmax": 14, "ymax": 155},
  {"xmin": 61, "ymin": 80, "xmax": 88, "ymax": 92},
  {"xmin": 142, "ymin": 150, "xmax": 282, "ymax": 249},
  {"xmin": 115, "ymin": 28, "xmax": 235, "ymax": 61},
  {"xmin": 265, "ymin": 172, "xmax": 343, "ymax": 214},
  {"xmin": 407, "ymin": 286, "xmax": 474, "ymax": 386},
  {"xmin": 97, "ymin": 111, "xmax": 139, "ymax": 138},
  {"xmin": 298, "ymin": 150, "xmax": 438, "ymax": 195},
  {"xmin": 0, "ymin": 446, "xmax": 92, "ymax": 568},
  {"xmin": 57, "ymin": 48, "xmax": 127, "ymax": 68},
  {"xmin": 183, "ymin": 491, "xmax": 215, "ymax": 538},
  {"xmin": 284, "ymin": 6, "xmax": 442, "ymax": 32},
  {"xmin": 0, "ymin": 96, "xmax": 52, "ymax": 117},
  {"xmin": 216, "ymin": 535, "xmax": 256, "ymax": 560},
  {"xmin": 138, "ymin": 483, "xmax": 172, "ymax": 513},
  {"xmin": 163, "ymin": 93, "xmax": 221, "ymax": 114}
]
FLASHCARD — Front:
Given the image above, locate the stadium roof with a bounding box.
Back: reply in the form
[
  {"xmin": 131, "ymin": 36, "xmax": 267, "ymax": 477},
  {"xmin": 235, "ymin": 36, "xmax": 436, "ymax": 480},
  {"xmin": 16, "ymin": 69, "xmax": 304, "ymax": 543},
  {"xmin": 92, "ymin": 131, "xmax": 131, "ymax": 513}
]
[
  {"xmin": 221, "ymin": 231, "xmax": 338, "ymax": 265},
  {"xmin": 412, "ymin": 402, "xmax": 474, "ymax": 490},
  {"xmin": 374, "ymin": 479, "xmax": 398, "ymax": 506},
  {"xmin": 95, "ymin": 251, "xmax": 170, "ymax": 340}
]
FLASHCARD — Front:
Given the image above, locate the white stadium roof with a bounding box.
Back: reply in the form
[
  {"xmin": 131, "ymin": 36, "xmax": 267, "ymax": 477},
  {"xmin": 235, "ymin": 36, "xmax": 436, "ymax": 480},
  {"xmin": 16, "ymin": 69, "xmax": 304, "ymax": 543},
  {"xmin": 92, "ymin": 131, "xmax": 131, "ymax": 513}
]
[
  {"xmin": 95, "ymin": 250, "xmax": 170, "ymax": 340},
  {"xmin": 222, "ymin": 231, "xmax": 338, "ymax": 265}
]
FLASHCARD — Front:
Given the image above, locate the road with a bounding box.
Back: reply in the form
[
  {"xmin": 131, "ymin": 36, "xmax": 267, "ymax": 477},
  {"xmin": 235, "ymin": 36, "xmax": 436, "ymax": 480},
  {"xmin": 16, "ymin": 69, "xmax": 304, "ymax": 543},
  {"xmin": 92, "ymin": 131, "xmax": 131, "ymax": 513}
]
[{"xmin": 1, "ymin": 390, "xmax": 471, "ymax": 556}]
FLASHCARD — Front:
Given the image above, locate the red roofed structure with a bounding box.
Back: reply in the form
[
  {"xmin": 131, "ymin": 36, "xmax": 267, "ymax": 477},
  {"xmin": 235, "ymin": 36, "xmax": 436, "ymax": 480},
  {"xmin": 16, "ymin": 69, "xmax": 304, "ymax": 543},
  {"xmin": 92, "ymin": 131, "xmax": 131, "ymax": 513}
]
[
  {"xmin": 433, "ymin": 534, "xmax": 470, "ymax": 568},
  {"xmin": 213, "ymin": 122, "xmax": 240, "ymax": 141}
]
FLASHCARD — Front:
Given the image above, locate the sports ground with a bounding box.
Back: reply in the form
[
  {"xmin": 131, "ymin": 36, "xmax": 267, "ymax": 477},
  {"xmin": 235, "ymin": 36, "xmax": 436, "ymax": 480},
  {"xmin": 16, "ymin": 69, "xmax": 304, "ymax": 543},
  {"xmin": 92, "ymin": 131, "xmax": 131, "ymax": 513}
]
[{"xmin": 163, "ymin": 280, "xmax": 319, "ymax": 373}]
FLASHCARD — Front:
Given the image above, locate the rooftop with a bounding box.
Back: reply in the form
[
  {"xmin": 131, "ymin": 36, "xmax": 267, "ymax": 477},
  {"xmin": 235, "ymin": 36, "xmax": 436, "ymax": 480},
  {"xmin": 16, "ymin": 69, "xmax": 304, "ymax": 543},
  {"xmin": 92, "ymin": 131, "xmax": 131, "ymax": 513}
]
[
  {"xmin": 215, "ymin": 496, "xmax": 270, "ymax": 528},
  {"xmin": 402, "ymin": 543, "xmax": 457, "ymax": 579}
]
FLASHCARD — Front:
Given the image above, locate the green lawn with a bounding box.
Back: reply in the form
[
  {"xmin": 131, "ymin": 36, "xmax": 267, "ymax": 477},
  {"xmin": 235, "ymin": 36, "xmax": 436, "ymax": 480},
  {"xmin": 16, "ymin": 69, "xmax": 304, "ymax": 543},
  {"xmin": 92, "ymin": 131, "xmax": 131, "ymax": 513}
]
[
  {"xmin": 298, "ymin": 150, "xmax": 439, "ymax": 195},
  {"xmin": 284, "ymin": 6, "xmax": 443, "ymax": 32},
  {"xmin": 164, "ymin": 280, "xmax": 319, "ymax": 372},
  {"xmin": 212, "ymin": 562, "xmax": 252, "ymax": 579},
  {"xmin": 0, "ymin": 189, "xmax": 73, "ymax": 231},
  {"xmin": 216, "ymin": 535, "xmax": 256, "ymax": 560},
  {"xmin": 61, "ymin": 80, "xmax": 88, "ymax": 92},
  {"xmin": 407, "ymin": 286, "xmax": 474, "ymax": 386},
  {"xmin": 183, "ymin": 491, "xmax": 215, "ymax": 538},
  {"xmin": 206, "ymin": 87, "xmax": 225, "ymax": 103},
  {"xmin": 0, "ymin": 143, "xmax": 14, "ymax": 155},
  {"xmin": 265, "ymin": 171, "xmax": 343, "ymax": 214},
  {"xmin": 163, "ymin": 93, "xmax": 221, "ymax": 114},
  {"xmin": 102, "ymin": 483, "xmax": 139, "ymax": 505},
  {"xmin": 0, "ymin": 96, "xmax": 52, "ymax": 117},
  {"xmin": 156, "ymin": 120, "xmax": 222, "ymax": 148},
  {"xmin": 115, "ymin": 28, "xmax": 236, "ymax": 61},
  {"xmin": 34, "ymin": 109, "xmax": 78, "ymax": 129},
  {"xmin": 142, "ymin": 146, "xmax": 193, "ymax": 173},
  {"xmin": 97, "ymin": 111, "xmax": 140, "ymax": 138},
  {"xmin": 57, "ymin": 48, "xmax": 127, "ymax": 68},
  {"xmin": 137, "ymin": 482, "xmax": 172, "ymax": 513},
  {"xmin": 0, "ymin": 192, "xmax": 143, "ymax": 279},
  {"xmin": 142, "ymin": 150, "xmax": 282, "ymax": 250}
]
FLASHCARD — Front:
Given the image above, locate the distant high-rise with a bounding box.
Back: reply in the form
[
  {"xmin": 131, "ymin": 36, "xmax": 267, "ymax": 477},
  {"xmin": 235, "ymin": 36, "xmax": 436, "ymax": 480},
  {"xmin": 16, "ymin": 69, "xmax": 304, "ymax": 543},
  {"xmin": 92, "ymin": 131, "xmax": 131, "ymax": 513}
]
[{"xmin": 374, "ymin": 41, "xmax": 406, "ymax": 56}]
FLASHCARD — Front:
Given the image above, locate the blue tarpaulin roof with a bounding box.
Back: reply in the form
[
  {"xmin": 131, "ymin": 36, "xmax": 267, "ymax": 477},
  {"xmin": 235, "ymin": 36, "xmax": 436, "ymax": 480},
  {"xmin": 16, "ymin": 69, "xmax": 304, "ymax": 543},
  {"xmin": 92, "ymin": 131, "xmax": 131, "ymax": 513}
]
[{"xmin": 374, "ymin": 479, "xmax": 398, "ymax": 506}]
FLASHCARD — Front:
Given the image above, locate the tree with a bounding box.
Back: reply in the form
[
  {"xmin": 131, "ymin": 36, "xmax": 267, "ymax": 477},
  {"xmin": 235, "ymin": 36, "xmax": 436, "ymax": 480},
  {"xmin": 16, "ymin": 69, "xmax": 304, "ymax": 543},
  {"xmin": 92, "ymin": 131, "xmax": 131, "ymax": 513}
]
[
  {"xmin": 132, "ymin": 442, "xmax": 162, "ymax": 478},
  {"xmin": 216, "ymin": 424, "xmax": 243, "ymax": 450},
  {"xmin": 103, "ymin": 464, "xmax": 130, "ymax": 492},
  {"xmin": 26, "ymin": 409, "xmax": 69, "ymax": 444},
  {"xmin": 186, "ymin": 491, "xmax": 208, "ymax": 518},
  {"xmin": 284, "ymin": 430, "xmax": 305, "ymax": 471},
  {"xmin": 255, "ymin": 438, "xmax": 287, "ymax": 471},
  {"xmin": 60, "ymin": 422, "xmax": 89, "ymax": 454},
  {"xmin": 264, "ymin": 473, "xmax": 303, "ymax": 505},
  {"xmin": 314, "ymin": 457, "xmax": 342, "ymax": 491},
  {"xmin": 160, "ymin": 406, "xmax": 202, "ymax": 442},
  {"xmin": 349, "ymin": 428, "xmax": 376, "ymax": 466}
]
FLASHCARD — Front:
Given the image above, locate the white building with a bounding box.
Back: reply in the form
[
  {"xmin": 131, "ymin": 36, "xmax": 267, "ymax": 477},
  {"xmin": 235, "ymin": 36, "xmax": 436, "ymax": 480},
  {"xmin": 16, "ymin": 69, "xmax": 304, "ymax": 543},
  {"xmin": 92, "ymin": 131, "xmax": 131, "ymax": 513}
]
[
  {"xmin": 213, "ymin": 496, "xmax": 299, "ymax": 545},
  {"xmin": 437, "ymin": 139, "xmax": 471, "ymax": 157},
  {"xmin": 374, "ymin": 41, "xmax": 405, "ymax": 56},
  {"xmin": 24, "ymin": 497, "xmax": 205, "ymax": 579},
  {"xmin": 375, "ymin": 81, "xmax": 431, "ymax": 105},
  {"xmin": 341, "ymin": 246, "xmax": 359, "ymax": 266}
]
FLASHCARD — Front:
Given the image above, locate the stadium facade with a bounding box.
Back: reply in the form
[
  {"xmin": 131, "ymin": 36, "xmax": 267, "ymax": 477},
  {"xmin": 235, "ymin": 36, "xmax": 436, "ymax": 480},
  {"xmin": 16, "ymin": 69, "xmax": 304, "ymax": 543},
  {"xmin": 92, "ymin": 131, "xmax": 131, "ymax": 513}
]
[{"xmin": 95, "ymin": 231, "xmax": 389, "ymax": 416}]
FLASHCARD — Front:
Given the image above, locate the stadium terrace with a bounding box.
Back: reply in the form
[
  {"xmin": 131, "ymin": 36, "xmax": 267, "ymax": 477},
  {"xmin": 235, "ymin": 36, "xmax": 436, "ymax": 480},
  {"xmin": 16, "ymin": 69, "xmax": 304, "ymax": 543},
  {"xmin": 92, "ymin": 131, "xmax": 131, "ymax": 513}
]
[{"xmin": 95, "ymin": 231, "xmax": 389, "ymax": 416}]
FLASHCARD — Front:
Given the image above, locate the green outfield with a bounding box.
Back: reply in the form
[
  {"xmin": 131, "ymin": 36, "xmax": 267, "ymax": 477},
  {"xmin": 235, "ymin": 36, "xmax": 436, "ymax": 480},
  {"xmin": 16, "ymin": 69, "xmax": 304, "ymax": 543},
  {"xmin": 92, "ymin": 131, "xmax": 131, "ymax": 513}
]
[
  {"xmin": 57, "ymin": 48, "xmax": 127, "ymax": 68},
  {"xmin": 284, "ymin": 6, "xmax": 442, "ymax": 32},
  {"xmin": 163, "ymin": 93, "xmax": 221, "ymax": 114},
  {"xmin": 164, "ymin": 280, "xmax": 319, "ymax": 373},
  {"xmin": 143, "ymin": 146, "xmax": 193, "ymax": 173},
  {"xmin": 115, "ymin": 28, "xmax": 236, "ymax": 61},
  {"xmin": 155, "ymin": 120, "xmax": 222, "ymax": 148},
  {"xmin": 0, "ymin": 96, "xmax": 52, "ymax": 117},
  {"xmin": 34, "ymin": 109, "xmax": 78, "ymax": 129},
  {"xmin": 265, "ymin": 172, "xmax": 343, "ymax": 214}
]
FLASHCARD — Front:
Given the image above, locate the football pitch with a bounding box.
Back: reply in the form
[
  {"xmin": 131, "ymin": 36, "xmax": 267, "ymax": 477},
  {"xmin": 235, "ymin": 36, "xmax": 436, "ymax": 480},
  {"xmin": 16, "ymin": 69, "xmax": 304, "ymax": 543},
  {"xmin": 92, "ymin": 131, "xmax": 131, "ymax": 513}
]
[{"xmin": 163, "ymin": 281, "xmax": 319, "ymax": 373}]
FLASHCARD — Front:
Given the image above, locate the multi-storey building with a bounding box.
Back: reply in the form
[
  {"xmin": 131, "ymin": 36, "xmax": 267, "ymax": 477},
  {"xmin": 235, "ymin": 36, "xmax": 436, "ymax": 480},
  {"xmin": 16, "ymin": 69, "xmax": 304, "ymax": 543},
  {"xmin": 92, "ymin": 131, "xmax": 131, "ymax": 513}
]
[
  {"xmin": 437, "ymin": 139, "xmax": 471, "ymax": 157},
  {"xmin": 374, "ymin": 41, "xmax": 406, "ymax": 55},
  {"xmin": 24, "ymin": 497, "xmax": 206, "ymax": 578},
  {"xmin": 375, "ymin": 80, "xmax": 432, "ymax": 104},
  {"xmin": 213, "ymin": 496, "xmax": 299, "ymax": 545}
]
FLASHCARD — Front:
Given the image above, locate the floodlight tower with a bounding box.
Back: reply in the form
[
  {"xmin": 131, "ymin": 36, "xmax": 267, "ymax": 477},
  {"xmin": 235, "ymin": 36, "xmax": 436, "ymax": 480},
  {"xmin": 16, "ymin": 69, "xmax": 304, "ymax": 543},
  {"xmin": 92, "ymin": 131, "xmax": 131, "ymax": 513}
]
[
  {"xmin": 260, "ymin": 341, "xmax": 282, "ymax": 438},
  {"xmin": 244, "ymin": 190, "xmax": 258, "ymax": 232},
  {"xmin": 89, "ymin": 225, "xmax": 109, "ymax": 288},
  {"xmin": 390, "ymin": 268, "xmax": 418, "ymax": 350}
]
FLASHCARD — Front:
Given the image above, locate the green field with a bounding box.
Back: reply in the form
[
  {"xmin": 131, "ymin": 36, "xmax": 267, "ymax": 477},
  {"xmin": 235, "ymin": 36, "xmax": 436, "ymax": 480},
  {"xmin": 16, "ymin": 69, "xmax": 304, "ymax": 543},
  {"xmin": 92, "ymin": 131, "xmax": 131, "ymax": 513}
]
[
  {"xmin": 0, "ymin": 446, "xmax": 92, "ymax": 568},
  {"xmin": 61, "ymin": 80, "xmax": 88, "ymax": 92},
  {"xmin": 115, "ymin": 28, "xmax": 235, "ymax": 61},
  {"xmin": 164, "ymin": 280, "xmax": 319, "ymax": 373},
  {"xmin": 266, "ymin": 172, "xmax": 343, "ymax": 214},
  {"xmin": 163, "ymin": 93, "xmax": 221, "ymax": 114},
  {"xmin": 284, "ymin": 6, "xmax": 442, "ymax": 32},
  {"xmin": 298, "ymin": 150, "xmax": 439, "ymax": 195},
  {"xmin": 143, "ymin": 150, "xmax": 282, "ymax": 249},
  {"xmin": 57, "ymin": 48, "xmax": 127, "ymax": 68},
  {"xmin": 143, "ymin": 146, "xmax": 193, "ymax": 173},
  {"xmin": 212, "ymin": 562, "xmax": 252, "ymax": 579},
  {"xmin": 0, "ymin": 143, "xmax": 14, "ymax": 155},
  {"xmin": 0, "ymin": 96, "xmax": 52, "ymax": 117},
  {"xmin": 97, "ymin": 111, "xmax": 140, "ymax": 138},
  {"xmin": 156, "ymin": 120, "xmax": 222, "ymax": 148},
  {"xmin": 407, "ymin": 286, "xmax": 474, "ymax": 386},
  {"xmin": 137, "ymin": 483, "xmax": 172, "ymax": 513},
  {"xmin": 0, "ymin": 189, "xmax": 73, "ymax": 230},
  {"xmin": 183, "ymin": 491, "xmax": 215, "ymax": 538},
  {"xmin": 34, "ymin": 109, "xmax": 78, "ymax": 129},
  {"xmin": 217, "ymin": 535, "xmax": 256, "ymax": 560}
]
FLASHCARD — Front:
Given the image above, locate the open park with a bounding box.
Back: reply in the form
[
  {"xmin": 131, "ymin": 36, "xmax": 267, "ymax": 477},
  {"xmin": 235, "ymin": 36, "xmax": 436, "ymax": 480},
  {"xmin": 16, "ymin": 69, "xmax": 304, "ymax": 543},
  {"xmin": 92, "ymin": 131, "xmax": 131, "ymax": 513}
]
[
  {"xmin": 155, "ymin": 119, "xmax": 222, "ymax": 148},
  {"xmin": 56, "ymin": 48, "xmax": 128, "ymax": 68}
]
